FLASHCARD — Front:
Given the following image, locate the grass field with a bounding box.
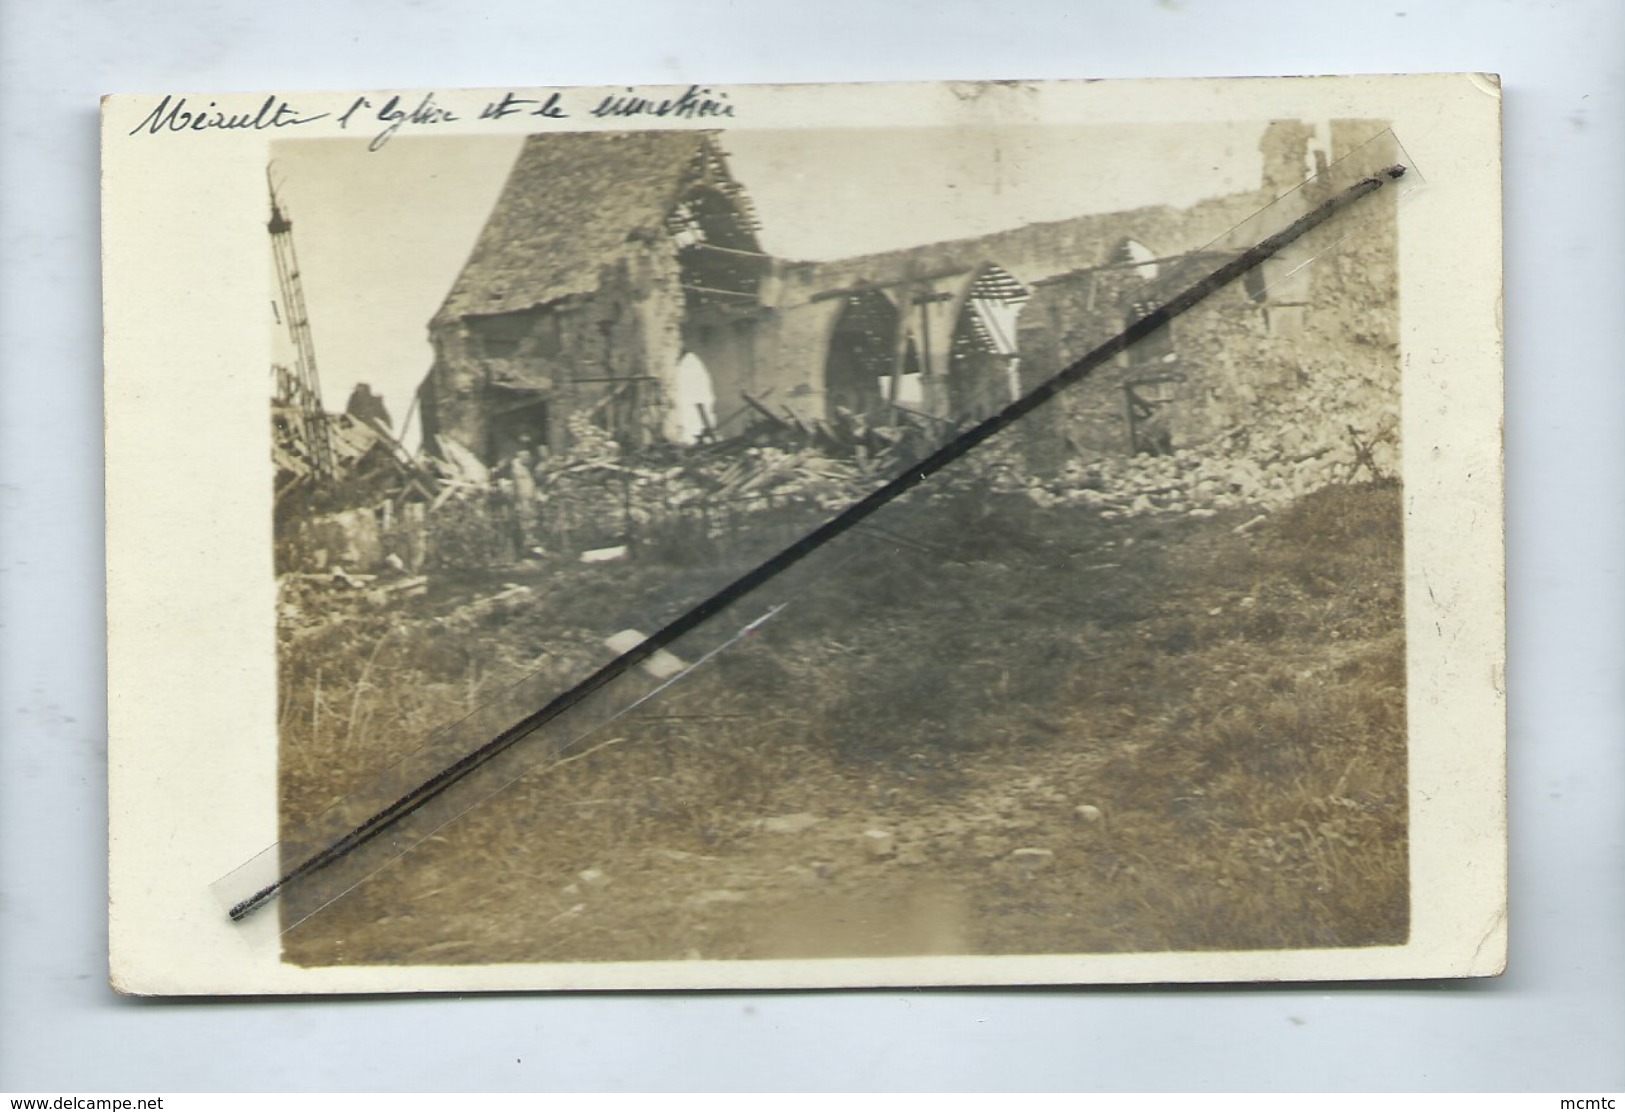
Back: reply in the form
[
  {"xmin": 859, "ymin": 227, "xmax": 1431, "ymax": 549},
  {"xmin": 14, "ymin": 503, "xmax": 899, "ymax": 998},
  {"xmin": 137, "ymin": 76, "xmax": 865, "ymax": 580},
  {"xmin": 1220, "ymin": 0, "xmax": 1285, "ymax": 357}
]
[{"xmin": 278, "ymin": 476, "xmax": 1408, "ymax": 965}]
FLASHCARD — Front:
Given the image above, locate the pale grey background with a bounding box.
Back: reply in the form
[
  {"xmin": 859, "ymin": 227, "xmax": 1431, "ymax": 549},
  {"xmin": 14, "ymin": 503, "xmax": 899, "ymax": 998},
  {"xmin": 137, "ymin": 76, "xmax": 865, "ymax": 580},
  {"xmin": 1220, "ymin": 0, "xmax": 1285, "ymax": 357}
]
[{"xmin": 1, "ymin": 0, "xmax": 1620, "ymax": 1092}]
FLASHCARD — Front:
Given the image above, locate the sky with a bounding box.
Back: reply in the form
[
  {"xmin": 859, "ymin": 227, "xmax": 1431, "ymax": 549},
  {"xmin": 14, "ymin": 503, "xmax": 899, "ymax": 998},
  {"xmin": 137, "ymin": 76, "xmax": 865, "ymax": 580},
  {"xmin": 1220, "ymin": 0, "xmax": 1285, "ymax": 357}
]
[{"xmin": 271, "ymin": 122, "xmax": 1269, "ymax": 447}]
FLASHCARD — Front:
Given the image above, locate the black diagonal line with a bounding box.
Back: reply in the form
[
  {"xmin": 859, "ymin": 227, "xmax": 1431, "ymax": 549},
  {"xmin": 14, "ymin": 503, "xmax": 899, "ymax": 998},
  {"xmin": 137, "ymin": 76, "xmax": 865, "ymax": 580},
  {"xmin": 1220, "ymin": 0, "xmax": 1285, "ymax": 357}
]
[{"xmin": 230, "ymin": 164, "xmax": 1405, "ymax": 922}]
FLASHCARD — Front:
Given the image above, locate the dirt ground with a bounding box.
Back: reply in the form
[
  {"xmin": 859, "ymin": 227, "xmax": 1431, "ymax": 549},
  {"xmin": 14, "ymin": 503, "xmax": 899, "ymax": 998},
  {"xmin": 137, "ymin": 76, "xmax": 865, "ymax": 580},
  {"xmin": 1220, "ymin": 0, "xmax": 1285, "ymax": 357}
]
[{"xmin": 277, "ymin": 477, "xmax": 1408, "ymax": 966}]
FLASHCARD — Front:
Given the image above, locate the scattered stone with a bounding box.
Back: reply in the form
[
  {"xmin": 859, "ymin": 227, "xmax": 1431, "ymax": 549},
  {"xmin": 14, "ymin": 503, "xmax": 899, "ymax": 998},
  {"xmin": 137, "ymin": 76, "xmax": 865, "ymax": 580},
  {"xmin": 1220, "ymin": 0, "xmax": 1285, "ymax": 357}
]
[
  {"xmin": 435, "ymin": 434, "xmax": 491, "ymax": 485},
  {"xmin": 1075, "ymin": 805, "xmax": 1104, "ymax": 824},
  {"xmin": 1233, "ymin": 513, "xmax": 1270, "ymax": 534},
  {"xmin": 577, "ymin": 868, "xmax": 610, "ymax": 889},
  {"xmin": 863, "ymin": 829, "xmax": 896, "ymax": 859}
]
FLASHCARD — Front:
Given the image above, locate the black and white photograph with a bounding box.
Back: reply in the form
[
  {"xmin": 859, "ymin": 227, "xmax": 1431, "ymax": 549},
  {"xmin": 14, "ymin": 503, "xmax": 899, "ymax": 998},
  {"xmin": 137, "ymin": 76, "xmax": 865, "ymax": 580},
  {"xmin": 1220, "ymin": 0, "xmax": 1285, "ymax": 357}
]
[{"xmin": 7, "ymin": 0, "xmax": 1619, "ymax": 1089}]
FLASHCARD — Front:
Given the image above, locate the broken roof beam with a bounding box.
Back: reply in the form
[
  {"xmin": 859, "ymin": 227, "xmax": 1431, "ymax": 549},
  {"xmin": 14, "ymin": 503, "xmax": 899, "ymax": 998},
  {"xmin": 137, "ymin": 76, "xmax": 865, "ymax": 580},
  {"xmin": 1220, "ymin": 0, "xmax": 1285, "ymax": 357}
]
[
  {"xmin": 681, "ymin": 284, "xmax": 762, "ymax": 302},
  {"xmin": 1032, "ymin": 249, "xmax": 1235, "ymax": 288},
  {"xmin": 740, "ymin": 391, "xmax": 787, "ymax": 425},
  {"xmin": 679, "ymin": 242, "xmax": 773, "ymax": 260}
]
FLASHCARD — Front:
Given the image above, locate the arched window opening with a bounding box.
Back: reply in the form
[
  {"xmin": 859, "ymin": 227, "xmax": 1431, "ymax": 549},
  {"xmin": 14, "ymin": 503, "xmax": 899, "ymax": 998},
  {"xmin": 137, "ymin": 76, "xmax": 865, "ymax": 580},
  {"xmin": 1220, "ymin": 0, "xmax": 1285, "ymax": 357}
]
[
  {"xmin": 824, "ymin": 289, "xmax": 900, "ymax": 420},
  {"xmin": 948, "ymin": 265, "xmax": 1028, "ymax": 418}
]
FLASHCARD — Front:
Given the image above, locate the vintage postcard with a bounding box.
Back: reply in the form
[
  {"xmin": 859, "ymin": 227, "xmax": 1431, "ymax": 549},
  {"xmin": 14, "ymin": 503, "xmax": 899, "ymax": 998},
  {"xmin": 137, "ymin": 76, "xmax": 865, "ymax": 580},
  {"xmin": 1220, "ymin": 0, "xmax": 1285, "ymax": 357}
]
[{"xmin": 103, "ymin": 75, "xmax": 1505, "ymax": 994}]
